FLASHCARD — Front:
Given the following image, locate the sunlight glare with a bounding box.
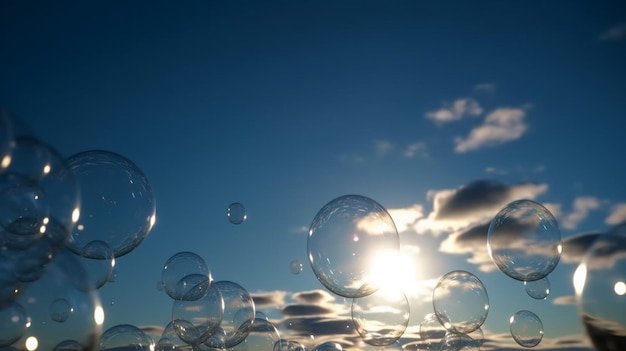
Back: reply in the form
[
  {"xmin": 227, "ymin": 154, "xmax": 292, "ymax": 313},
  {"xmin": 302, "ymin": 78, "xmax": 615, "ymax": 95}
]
[
  {"xmin": 25, "ymin": 336, "xmax": 38, "ymax": 351},
  {"xmin": 573, "ymin": 264, "xmax": 587, "ymax": 296},
  {"xmin": 368, "ymin": 250, "xmax": 419, "ymax": 295},
  {"xmin": 614, "ymin": 281, "xmax": 626, "ymax": 296}
]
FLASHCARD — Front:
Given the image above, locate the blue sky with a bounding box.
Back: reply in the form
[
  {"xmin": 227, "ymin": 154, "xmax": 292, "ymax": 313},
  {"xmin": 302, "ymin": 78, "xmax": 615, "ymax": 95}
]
[{"xmin": 1, "ymin": 1, "xmax": 626, "ymax": 350}]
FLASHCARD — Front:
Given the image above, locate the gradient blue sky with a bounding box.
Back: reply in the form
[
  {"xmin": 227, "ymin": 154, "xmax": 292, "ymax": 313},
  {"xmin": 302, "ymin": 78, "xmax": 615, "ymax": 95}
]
[{"xmin": 2, "ymin": 1, "xmax": 626, "ymax": 350}]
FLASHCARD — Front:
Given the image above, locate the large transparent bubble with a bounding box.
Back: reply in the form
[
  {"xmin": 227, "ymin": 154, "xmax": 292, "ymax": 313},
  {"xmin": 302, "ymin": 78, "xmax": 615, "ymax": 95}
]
[
  {"xmin": 432, "ymin": 270, "xmax": 489, "ymax": 334},
  {"xmin": 351, "ymin": 286, "xmax": 409, "ymax": 346},
  {"xmin": 66, "ymin": 150, "xmax": 156, "ymax": 258},
  {"xmin": 488, "ymin": 199, "xmax": 562, "ymax": 281},
  {"xmin": 307, "ymin": 195, "xmax": 400, "ymax": 298},
  {"xmin": 574, "ymin": 229, "xmax": 626, "ymax": 351},
  {"xmin": 162, "ymin": 251, "xmax": 212, "ymax": 301},
  {"xmin": 4, "ymin": 249, "xmax": 103, "ymax": 350}
]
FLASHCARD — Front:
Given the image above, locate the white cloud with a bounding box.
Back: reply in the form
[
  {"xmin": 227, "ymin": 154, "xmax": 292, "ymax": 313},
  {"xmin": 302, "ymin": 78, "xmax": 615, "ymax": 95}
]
[
  {"xmin": 553, "ymin": 295, "xmax": 577, "ymax": 305},
  {"xmin": 404, "ymin": 142, "xmax": 428, "ymax": 158},
  {"xmin": 606, "ymin": 203, "xmax": 626, "ymax": 225},
  {"xmin": 388, "ymin": 205, "xmax": 424, "ymax": 233},
  {"xmin": 425, "ymin": 98, "xmax": 483, "ymax": 124},
  {"xmin": 373, "ymin": 139, "xmax": 394, "ymax": 157},
  {"xmin": 562, "ymin": 197, "xmax": 601, "ymax": 230},
  {"xmin": 454, "ymin": 107, "xmax": 527, "ymax": 153},
  {"xmin": 599, "ymin": 23, "xmax": 626, "ymax": 42}
]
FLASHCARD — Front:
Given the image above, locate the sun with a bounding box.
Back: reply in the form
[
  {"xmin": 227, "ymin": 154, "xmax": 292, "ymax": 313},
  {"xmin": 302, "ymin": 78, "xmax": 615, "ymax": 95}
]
[{"xmin": 368, "ymin": 249, "xmax": 421, "ymax": 296}]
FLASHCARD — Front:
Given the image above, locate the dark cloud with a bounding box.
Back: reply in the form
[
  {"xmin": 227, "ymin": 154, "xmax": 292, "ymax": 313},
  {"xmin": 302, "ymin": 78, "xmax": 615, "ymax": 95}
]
[
  {"xmin": 281, "ymin": 316, "xmax": 356, "ymax": 337},
  {"xmin": 292, "ymin": 289, "xmax": 335, "ymax": 304},
  {"xmin": 433, "ymin": 180, "xmax": 510, "ymax": 220},
  {"xmin": 454, "ymin": 222, "xmax": 490, "ymax": 245},
  {"xmin": 282, "ymin": 304, "xmax": 335, "ymax": 317},
  {"xmin": 250, "ymin": 290, "xmax": 286, "ymax": 307},
  {"xmin": 561, "ymin": 232, "xmax": 602, "ymax": 263}
]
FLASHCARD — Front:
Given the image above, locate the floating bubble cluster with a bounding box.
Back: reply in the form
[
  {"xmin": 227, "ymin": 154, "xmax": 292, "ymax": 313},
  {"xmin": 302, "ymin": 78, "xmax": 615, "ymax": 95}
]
[{"xmin": 2, "ymin": 110, "xmax": 624, "ymax": 350}]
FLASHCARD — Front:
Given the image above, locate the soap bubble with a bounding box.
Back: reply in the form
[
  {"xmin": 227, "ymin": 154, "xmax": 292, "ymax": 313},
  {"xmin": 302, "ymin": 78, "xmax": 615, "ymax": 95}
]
[
  {"xmin": 351, "ymin": 286, "xmax": 410, "ymax": 346},
  {"xmin": 488, "ymin": 199, "xmax": 562, "ymax": 282},
  {"xmin": 162, "ymin": 251, "xmax": 212, "ymax": 301},
  {"xmin": 290, "ymin": 259, "xmax": 303, "ymax": 275},
  {"xmin": 7, "ymin": 249, "xmax": 103, "ymax": 351},
  {"xmin": 313, "ymin": 341, "xmax": 342, "ymax": 351},
  {"xmin": 158, "ymin": 321, "xmax": 192, "ymax": 350},
  {"xmin": 98, "ymin": 324, "xmax": 155, "ymax": 351},
  {"xmin": 419, "ymin": 313, "xmax": 447, "ymax": 344},
  {"xmin": 432, "ymin": 270, "xmax": 489, "ymax": 334},
  {"xmin": 574, "ymin": 230, "xmax": 626, "ymax": 351},
  {"xmin": 172, "ymin": 282, "xmax": 223, "ymax": 345},
  {"xmin": 440, "ymin": 332, "xmax": 481, "ymax": 351},
  {"xmin": 49, "ymin": 298, "xmax": 71, "ymax": 323},
  {"xmin": 66, "ymin": 150, "xmax": 156, "ymax": 258},
  {"xmin": 227, "ymin": 202, "xmax": 247, "ymax": 225},
  {"xmin": 213, "ymin": 280, "xmax": 255, "ymax": 348},
  {"xmin": 78, "ymin": 240, "xmax": 116, "ymax": 290},
  {"xmin": 0, "ymin": 137, "xmax": 79, "ymax": 253},
  {"xmin": 524, "ymin": 277, "xmax": 550, "ymax": 300},
  {"xmin": 509, "ymin": 310, "xmax": 543, "ymax": 347},
  {"xmin": 53, "ymin": 339, "xmax": 85, "ymax": 350},
  {"xmin": 307, "ymin": 194, "xmax": 400, "ymax": 298},
  {"xmin": 231, "ymin": 318, "xmax": 281, "ymax": 351},
  {"xmin": 0, "ymin": 302, "xmax": 27, "ymax": 347}
]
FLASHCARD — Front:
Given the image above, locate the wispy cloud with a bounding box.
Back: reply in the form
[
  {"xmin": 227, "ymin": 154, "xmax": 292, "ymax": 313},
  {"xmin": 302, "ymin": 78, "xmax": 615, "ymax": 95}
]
[
  {"xmin": 606, "ymin": 203, "xmax": 626, "ymax": 225},
  {"xmin": 425, "ymin": 98, "xmax": 483, "ymax": 124},
  {"xmin": 599, "ymin": 23, "xmax": 626, "ymax": 42},
  {"xmin": 388, "ymin": 205, "xmax": 424, "ymax": 233},
  {"xmin": 473, "ymin": 82, "xmax": 497, "ymax": 94},
  {"xmin": 553, "ymin": 295, "xmax": 577, "ymax": 305},
  {"xmin": 373, "ymin": 139, "xmax": 394, "ymax": 157},
  {"xmin": 403, "ymin": 142, "xmax": 428, "ymax": 159},
  {"xmin": 562, "ymin": 197, "xmax": 601, "ymax": 230},
  {"xmin": 454, "ymin": 107, "xmax": 528, "ymax": 153}
]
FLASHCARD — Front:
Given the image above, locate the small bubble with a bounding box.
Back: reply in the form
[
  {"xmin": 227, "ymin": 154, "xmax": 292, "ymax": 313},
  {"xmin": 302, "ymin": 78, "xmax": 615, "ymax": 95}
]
[
  {"xmin": 510, "ymin": 310, "xmax": 543, "ymax": 348},
  {"xmin": 289, "ymin": 259, "xmax": 303, "ymax": 275},
  {"xmin": 227, "ymin": 202, "xmax": 247, "ymax": 225},
  {"xmin": 524, "ymin": 277, "xmax": 550, "ymax": 300},
  {"xmin": 49, "ymin": 298, "xmax": 71, "ymax": 323}
]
